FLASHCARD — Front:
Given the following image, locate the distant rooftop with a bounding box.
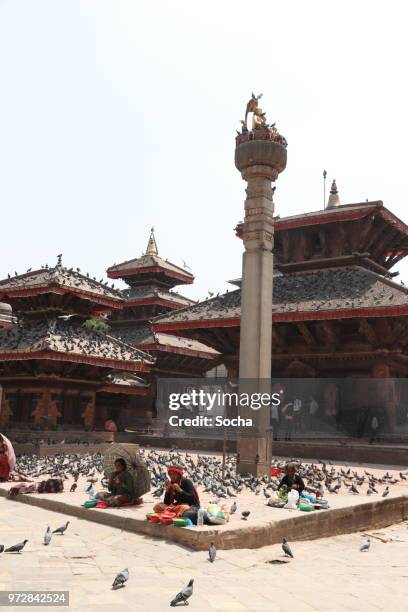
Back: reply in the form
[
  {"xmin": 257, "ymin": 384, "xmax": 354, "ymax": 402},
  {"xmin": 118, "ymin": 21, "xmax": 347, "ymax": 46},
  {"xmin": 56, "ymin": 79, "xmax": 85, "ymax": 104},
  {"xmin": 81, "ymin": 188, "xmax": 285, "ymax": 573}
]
[{"xmin": 107, "ymin": 228, "xmax": 194, "ymax": 287}]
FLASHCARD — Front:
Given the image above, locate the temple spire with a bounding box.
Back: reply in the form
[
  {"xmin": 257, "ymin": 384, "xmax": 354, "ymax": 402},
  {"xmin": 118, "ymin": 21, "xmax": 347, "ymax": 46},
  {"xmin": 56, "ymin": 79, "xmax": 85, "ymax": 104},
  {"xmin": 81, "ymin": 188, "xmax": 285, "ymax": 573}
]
[
  {"xmin": 327, "ymin": 179, "xmax": 340, "ymax": 208},
  {"xmin": 146, "ymin": 227, "xmax": 158, "ymax": 256}
]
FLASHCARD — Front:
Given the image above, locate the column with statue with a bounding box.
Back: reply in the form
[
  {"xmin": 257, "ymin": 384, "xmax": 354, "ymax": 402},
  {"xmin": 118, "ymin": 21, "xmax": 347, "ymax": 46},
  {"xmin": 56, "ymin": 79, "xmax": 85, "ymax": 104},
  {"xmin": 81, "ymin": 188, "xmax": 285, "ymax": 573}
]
[{"xmin": 235, "ymin": 94, "xmax": 287, "ymax": 475}]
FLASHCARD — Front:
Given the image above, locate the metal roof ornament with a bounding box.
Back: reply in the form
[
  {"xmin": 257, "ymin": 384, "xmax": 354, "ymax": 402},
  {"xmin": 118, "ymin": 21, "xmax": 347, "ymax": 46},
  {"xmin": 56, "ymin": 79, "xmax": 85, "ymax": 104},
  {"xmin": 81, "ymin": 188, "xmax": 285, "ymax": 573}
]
[
  {"xmin": 146, "ymin": 227, "xmax": 158, "ymax": 256},
  {"xmin": 327, "ymin": 179, "xmax": 341, "ymax": 208}
]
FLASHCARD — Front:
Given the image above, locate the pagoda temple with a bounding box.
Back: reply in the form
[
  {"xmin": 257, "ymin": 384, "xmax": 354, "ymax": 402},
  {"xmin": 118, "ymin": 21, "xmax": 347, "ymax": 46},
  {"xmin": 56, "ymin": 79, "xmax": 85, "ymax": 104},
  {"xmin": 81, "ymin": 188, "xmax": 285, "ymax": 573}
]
[
  {"xmin": 106, "ymin": 229, "xmax": 219, "ymax": 416},
  {"xmin": 0, "ymin": 262, "xmax": 154, "ymax": 429},
  {"xmin": 153, "ymin": 188, "xmax": 408, "ymax": 434}
]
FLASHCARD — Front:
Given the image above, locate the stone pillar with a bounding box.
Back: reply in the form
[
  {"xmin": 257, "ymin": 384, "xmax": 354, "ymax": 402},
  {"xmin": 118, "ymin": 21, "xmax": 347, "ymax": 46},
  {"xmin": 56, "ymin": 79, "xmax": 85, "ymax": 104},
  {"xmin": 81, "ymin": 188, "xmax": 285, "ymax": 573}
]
[
  {"xmin": 235, "ymin": 129, "xmax": 287, "ymax": 476},
  {"xmin": 239, "ymin": 165, "xmax": 275, "ymax": 378}
]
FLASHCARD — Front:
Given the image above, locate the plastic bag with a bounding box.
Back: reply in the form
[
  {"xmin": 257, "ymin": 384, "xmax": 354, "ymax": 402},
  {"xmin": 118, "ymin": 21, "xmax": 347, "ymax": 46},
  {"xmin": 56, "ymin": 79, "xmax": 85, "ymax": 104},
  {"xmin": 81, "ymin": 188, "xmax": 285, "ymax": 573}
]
[
  {"xmin": 206, "ymin": 504, "xmax": 229, "ymax": 525},
  {"xmin": 284, "ymin": 489, "xmax": 299, "ymax": 509}
]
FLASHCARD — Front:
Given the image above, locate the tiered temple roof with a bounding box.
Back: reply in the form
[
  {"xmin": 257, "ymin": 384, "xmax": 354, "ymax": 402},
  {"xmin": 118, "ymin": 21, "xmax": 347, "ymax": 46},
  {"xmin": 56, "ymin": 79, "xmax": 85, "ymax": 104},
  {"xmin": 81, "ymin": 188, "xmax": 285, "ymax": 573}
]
[
  {"xmin": 107, "ymin": 228, "xmax": 194, "ymax": 289},
  {"xmin": 107, "ymin": 229, "xmax": 219, "ymax": 373},
  {"xmin": 0, "ymin": 265, "xmax": 124, "ymax": 315},
  {"xmin": 152, "ymin": 197, "xmax": 408, "ymax": 383},
  {"xmin": 236, "ymin": 200, "xmax": 408, "ymax": 275},
  {"xmin": 0, "ymin": 262, "xmax": 154, "ymax": 379}
]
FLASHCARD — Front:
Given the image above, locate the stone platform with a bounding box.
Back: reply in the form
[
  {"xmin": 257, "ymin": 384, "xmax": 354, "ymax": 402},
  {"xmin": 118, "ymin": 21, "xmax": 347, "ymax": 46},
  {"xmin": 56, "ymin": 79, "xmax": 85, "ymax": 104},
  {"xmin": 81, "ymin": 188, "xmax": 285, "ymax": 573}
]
[
  {"xmin": 129, "ymin": 433, "xmax": 408, "ymax": 465},
  {"xmin": 272, "ymin": 440, "xmax": 408, "ymax": 465},
  {"xmin": 1, "ymin": 483, "xmax": 407, "ymax": 551}
]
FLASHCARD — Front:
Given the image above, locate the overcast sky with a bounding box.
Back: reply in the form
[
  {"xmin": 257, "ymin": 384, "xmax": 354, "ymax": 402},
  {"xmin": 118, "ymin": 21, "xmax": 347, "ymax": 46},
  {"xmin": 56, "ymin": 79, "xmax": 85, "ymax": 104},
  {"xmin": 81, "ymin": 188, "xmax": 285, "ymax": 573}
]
[{"xmin": 1, "ymin": 1, "xmax": 407, "ymax": 300}]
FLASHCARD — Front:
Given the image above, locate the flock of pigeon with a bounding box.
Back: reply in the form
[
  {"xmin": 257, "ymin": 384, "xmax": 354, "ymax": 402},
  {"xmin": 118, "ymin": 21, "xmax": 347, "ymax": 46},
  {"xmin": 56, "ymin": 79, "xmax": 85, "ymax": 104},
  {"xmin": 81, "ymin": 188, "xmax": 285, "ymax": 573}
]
[
  {"xmin": 10, "ymin": 447, "xmax": 406, "ymax": 514},
  {"xmin": 154, "ymin": 266, "xmax": 404, "ymax": 325},
  {"xmin": 1, "ymin": 448, "xmax": 405, "ymax": 605},
  {"xmin": 0, "ymin": 317, "xmax": 148, "ymax": 363},
  {"xmin": 0, "ymin": 520, "xmax": 69, "ymax": 554}
]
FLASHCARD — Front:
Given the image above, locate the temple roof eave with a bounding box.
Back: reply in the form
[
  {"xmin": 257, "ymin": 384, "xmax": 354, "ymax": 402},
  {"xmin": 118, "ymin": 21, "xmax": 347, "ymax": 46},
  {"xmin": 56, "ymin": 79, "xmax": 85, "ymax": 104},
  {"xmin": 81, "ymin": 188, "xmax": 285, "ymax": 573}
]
[
  {"xmin": 0, "ymin": 349, "xmax": 153, "ymax": 372},
  {"xmin": 0, "ymin": 285, "xmax": 124, "ymax": 310},
  {"xmin": 0, "ymin": 266, "xmax": 124, "ymax": 308},
  {"xmin": 235, "ymin": 201, "xmax": 408, "ymax": 237},
  {"xmin": 107, "ymin": 264, "xmax": 194, "ymax": 285},
  {"xmin": 152, "ymin": 265, "xmax": 408, "ymax": 330}
]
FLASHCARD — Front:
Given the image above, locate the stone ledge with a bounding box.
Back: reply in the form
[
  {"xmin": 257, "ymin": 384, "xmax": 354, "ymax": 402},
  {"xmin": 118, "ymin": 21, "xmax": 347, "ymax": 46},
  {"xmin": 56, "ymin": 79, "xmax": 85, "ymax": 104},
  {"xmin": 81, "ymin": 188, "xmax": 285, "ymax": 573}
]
[{"xmin": 1, "ymin": 486, "xmax": 406, "ymax": 551}]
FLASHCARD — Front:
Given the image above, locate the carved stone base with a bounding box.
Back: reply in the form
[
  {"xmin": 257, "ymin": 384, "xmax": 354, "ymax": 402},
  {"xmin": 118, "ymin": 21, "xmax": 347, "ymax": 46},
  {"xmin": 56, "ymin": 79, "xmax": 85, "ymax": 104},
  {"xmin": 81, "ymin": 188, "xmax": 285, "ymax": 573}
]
[{"xmin": 236, "ymin": 434, "xmax": 272, "ymax": 477}]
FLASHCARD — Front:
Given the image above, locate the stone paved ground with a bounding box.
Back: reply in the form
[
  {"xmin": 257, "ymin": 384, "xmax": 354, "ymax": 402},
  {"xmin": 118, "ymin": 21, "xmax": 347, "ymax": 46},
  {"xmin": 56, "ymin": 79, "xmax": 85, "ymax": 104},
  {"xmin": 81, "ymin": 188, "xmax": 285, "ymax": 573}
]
[{"xmin": 0, "ymin": 497, "xmax": 407, "ymax": 612}]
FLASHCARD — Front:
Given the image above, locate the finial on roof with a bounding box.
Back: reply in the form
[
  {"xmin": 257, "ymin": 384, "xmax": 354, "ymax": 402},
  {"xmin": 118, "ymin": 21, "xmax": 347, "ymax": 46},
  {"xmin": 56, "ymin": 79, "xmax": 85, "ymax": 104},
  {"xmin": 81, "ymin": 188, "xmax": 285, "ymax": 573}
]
[
  {"xmin": 146, "ymin": 227, "xmax": 158, "ymax": 256},
  {"xmin": 327, "ymin": 179, "xmax": 340, "ymax": 208}
]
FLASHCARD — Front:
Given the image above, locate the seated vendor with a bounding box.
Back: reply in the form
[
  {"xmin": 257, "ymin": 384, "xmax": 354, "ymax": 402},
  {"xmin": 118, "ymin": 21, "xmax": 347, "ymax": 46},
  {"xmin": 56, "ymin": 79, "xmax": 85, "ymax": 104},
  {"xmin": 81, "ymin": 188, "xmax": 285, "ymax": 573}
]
[
  {"xmin": 0, "ymin": 439, "xmax": 10, "ymax": 482},
  {"xmin": 96, "ymin": 458, "xmax": 141, "ymax": 507},
  {"xmin": 278, "ymin": 462, "xmax": 305, "ymax": 494},
  {"xmin": 153, "ymin": 466, "xmax": 200, "ymax": 517}
]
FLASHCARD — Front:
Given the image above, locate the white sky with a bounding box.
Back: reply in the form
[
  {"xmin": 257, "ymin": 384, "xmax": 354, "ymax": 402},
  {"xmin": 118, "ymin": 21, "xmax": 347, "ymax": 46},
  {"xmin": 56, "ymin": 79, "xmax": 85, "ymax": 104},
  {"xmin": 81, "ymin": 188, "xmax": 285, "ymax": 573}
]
[{"xmin": 1, "ymin": 0, "xmax": 408, "ymax": 300}]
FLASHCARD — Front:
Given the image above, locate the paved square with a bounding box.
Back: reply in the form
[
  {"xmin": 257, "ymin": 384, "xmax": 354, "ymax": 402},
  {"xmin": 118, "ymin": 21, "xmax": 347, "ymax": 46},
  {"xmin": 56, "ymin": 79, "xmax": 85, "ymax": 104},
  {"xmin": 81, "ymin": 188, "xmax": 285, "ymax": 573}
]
[{"xmin": 0, "ymin": 497, "xmax": 407, "ymax": 611}]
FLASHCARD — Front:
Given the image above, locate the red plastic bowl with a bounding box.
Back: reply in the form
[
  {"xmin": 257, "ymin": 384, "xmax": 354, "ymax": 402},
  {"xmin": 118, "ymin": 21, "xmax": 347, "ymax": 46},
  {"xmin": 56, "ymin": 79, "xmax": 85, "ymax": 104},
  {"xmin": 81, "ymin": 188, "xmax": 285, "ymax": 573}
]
[
  {"xmin": 271, "ymin": 467, "xmax": 281, "ymax": 477},
  {"xmin": 148, "ymin": 514, "xmax": 161, "ymax": 523}
]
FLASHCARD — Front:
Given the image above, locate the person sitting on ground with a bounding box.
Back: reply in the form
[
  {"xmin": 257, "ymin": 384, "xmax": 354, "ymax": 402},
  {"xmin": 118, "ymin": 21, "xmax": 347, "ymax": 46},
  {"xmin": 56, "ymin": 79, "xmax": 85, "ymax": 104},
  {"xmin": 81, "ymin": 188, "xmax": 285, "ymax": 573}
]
[
  {"xmin": 96, "ymin": 458, "xmax": 141, "ymax": 507},
  {"xmin": 278, "ymin": 462, "xmax": 305, "ymax": 494},
  {"xmin": 153, "ymin": 466, "xmax": 200, "ymax": 517},
  {"xmin": 0, "ymin": 438, "xmax": 11, "ymax": 482}
]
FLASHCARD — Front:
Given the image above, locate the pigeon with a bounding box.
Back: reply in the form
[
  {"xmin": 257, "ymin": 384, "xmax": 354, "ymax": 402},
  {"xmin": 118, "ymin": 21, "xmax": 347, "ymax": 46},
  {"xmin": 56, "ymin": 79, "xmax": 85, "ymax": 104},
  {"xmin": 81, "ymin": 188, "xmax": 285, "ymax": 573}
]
[
  {"xmin": 112, "ymin": 568, "xmax": 129, "ymax": 589},
  {"xmin": 53, "ymin": 521, "xmax": 70, "ymax": 535},
  {"xmin": 208, "ymin": 543, "xmax": 216, "ymax": 563},
  {"xmin": 170, "ymin": 579, "xmax": 194, "ymax": 607},
  {"xmin": 282, "ymin": 538, "xmax": 294, "ymax": 558},
  {"xmin": 70, "ymin": 483, "xmax": 77, "ymax": 492},
  {"xmin": 230, "ymin": 501, "xmax": 237, "ymax": 514},
  {"xmin": 382, "ymin": 487, "xmax": 390, "ymax": 498},
  {"xmin": 241, "ymin": 511, "xmax": 250, "ymax": 520},
  {"xmin": 43, "ymin": 526, "xmax": 52, "ymax": 546},
  {"xmin": 5, "ymin": 540, "xmax": 28, "ymax": 553},
  {"xmin": 360, "ymin": 538, "xmax": 370, "ymax": 552}
]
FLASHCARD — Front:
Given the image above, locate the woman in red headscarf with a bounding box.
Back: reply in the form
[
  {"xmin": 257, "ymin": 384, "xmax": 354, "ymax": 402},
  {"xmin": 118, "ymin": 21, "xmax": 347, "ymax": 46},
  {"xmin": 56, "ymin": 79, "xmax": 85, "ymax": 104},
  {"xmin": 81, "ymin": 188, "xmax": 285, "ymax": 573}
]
[{"xmin": 153, "ymin": 466, "xmax": 200, "ymax": 516}]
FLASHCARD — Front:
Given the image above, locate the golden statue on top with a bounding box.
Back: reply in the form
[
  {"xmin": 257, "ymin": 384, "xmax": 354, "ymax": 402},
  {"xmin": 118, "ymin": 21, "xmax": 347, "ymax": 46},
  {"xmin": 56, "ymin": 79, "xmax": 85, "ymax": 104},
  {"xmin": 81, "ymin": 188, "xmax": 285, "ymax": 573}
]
[
  {"xmin": 237, "ymin": 93, "xmax": 287, "ymax": 148},
  {"xmin": 244, "ymin": 93, "xmax": 268, "ymax": 130}
]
